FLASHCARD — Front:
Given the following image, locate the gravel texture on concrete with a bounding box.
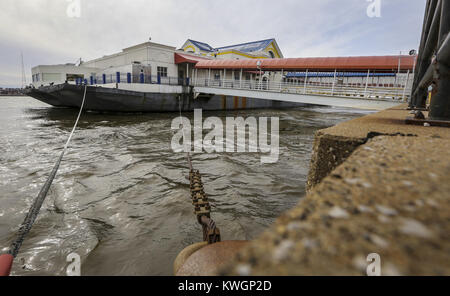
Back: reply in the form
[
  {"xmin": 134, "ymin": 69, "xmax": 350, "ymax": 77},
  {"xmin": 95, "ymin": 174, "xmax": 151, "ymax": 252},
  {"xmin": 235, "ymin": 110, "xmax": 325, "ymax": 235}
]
[{"xmin": 306, "ymin": 105, "xmax": 450, "ymax": 191}]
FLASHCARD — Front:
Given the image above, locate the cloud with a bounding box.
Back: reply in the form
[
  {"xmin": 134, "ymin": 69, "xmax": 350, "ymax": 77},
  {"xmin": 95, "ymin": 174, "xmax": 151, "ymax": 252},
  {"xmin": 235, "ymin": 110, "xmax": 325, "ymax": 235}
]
[{"xmin": 0, "ymin": 0, "xmax": 425, "ymax": 87}]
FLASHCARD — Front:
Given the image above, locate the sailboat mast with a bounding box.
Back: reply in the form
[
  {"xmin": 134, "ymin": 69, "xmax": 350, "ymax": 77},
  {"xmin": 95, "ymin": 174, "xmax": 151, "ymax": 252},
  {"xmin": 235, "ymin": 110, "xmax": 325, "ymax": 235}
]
[{"xmin": 21, "ymin": 52, "xmax": 26, "ymax": 88}]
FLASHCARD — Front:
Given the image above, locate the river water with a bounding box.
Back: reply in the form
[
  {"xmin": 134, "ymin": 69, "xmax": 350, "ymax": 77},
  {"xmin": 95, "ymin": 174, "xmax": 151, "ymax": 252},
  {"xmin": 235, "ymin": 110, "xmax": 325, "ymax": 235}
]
[{"xmin": 0, "ymin": 96, "xmax": 370, "ymax": 275}]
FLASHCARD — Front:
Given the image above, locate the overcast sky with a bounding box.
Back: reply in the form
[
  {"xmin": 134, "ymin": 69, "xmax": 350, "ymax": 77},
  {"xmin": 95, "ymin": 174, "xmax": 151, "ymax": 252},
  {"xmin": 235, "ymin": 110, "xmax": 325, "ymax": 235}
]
[{"xmin": 0, "ymin": 0, "xmax": 425, "ymax": 88}]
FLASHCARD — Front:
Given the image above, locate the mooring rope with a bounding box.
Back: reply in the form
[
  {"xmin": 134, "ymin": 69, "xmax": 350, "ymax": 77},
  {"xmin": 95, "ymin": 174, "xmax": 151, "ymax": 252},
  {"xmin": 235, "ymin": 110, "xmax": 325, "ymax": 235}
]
[{"xmin": 8, "ymin": 85, "xmax": 88, "ymax": 258}]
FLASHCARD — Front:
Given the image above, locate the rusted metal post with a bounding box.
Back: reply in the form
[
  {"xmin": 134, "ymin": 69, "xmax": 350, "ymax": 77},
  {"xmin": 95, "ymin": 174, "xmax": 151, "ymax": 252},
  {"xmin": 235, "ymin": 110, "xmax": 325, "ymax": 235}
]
[
  {"xmin": 409, "ymin": 0, "xmax": 450, "ymax": 120},
  {"xmin": 411, "ymin": 0, "xmax": 442, "ymax": 109},
  {"xmin": 429, "ymin": 2, "xmax": 450, "ymax": 120},
  {"xmin": 410, "ymin": 0, "xmax": 437, "ymax": 106}
]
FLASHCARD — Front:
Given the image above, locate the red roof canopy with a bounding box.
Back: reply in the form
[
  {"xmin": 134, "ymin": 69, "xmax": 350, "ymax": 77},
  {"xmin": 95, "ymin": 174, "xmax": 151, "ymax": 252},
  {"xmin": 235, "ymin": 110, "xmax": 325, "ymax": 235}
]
[
  {"xmin": 194, "ymin": 55, "xmax": 416, "ymax": 72},
  {"xmin": 174, "ymin": 52, "xmax": 210, "ymax": 64}
]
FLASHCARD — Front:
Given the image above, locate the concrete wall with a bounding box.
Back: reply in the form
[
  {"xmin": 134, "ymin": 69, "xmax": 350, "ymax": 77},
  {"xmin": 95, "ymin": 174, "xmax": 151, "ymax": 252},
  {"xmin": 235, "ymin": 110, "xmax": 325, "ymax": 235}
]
[
  {"xmin": 82, "ymin": 42, "xmax": 178, "ymax": 79},
  {"xmin": 101, "ymin": 64, "xmax": 133, "ymax": 76},
  {"xmin": 94, "ymin": 83, "xmax": 183, "ymax": 94}
]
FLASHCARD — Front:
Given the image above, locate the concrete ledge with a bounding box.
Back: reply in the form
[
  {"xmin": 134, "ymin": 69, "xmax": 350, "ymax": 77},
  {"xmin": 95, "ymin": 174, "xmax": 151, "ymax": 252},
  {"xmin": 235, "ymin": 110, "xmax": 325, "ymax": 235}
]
[
  {"xmin": 306, "ymin": 104, "xmax": 450, "ymax": 191},
  {"xmin": 222, "ymin": 106, "xmax": 450, "ymax": 276}
]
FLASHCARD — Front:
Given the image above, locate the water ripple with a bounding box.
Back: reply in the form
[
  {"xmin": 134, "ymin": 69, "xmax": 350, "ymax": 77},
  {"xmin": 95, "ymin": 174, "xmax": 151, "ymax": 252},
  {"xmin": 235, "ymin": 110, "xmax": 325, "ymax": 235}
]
[{"xmin": 0, "ymin": 97, "xmax": 369, "ymax": 275}]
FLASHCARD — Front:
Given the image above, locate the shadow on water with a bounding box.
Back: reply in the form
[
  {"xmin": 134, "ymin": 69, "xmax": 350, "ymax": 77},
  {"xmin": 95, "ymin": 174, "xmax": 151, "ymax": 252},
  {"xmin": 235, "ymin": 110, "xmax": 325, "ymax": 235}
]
[
  {"xmin": 22, "ymin": 107, "xmax": 183, "ymax": 129},
  {"xmin": 22, "ymin": 104, "xmax": 370, "ymax": 130}
]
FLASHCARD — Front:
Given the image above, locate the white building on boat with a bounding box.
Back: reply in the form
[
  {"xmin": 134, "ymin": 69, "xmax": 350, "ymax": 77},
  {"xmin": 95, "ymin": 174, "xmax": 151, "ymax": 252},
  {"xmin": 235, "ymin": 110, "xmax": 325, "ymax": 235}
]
[
  {"xmin": 31, "ymin": 38, "xmax": 283, "ymax": 87},
  {"xmin": 30, "ymin": 37, "xmax": 415, "ymax": 98}
]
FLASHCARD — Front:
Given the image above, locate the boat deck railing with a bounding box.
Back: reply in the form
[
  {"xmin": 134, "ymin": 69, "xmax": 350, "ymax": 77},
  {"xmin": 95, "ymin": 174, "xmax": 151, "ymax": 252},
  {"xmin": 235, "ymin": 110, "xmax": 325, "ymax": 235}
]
[
  {"xmin": 76, "ymin": 73, "xmax": 185, "ymax": 87},
  {"xmin": 73, "ymin": 72, "xmax": 413, "ymax": 102},
  {"xmin": 192, "ymin": 78, "xmax": 413, "ymax": 102}
]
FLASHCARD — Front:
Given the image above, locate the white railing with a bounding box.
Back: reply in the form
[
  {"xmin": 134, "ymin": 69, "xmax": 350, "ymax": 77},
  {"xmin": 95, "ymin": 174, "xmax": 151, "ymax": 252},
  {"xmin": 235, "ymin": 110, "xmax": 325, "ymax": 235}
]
[{"xmin": 193, "ymin": 78, "xmax": 414, "ymax": 101}]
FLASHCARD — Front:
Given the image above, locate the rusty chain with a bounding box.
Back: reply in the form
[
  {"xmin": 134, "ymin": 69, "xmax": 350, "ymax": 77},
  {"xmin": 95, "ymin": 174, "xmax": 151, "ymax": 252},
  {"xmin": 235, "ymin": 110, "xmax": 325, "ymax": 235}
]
[
  {"xmin": 189, "ymin": 169, "xmax": 221, "ymax": 244},
  {"xmin": 177, "ymin": 96, "xmax": 220, "ymax": 244}
]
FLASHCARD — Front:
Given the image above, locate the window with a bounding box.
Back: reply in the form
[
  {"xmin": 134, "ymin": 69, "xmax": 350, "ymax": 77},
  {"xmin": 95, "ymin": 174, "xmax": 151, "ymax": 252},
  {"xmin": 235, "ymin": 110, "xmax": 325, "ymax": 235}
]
[
  {"xmin": 268, "ymin": 51, "xmax": 275, "ymax": 58},
  {"xmin": 157, "ymin": 66, "xmax": 168, "ymax": 77},
  {"xmin": 42, "ymin": 73, "xmax": 61, "ymax": 82},
  {"xmin": 66, "ymin": 74, "xmax": 84, "ymax": 82}
]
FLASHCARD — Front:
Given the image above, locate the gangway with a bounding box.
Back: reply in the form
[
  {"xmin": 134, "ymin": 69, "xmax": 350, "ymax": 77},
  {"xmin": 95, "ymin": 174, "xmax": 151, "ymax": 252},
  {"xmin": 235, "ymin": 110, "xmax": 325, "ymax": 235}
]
[{"xmin": 193, "ymin": 78, "xmax": 410, "ymax": 110}]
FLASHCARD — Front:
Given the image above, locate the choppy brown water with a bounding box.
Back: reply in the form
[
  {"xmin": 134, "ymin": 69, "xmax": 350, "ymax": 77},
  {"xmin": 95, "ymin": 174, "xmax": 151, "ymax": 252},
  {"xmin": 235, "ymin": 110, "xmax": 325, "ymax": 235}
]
[{"xmin": 0, "ymin": 96, "xmax": 370, "ymax": 275}]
